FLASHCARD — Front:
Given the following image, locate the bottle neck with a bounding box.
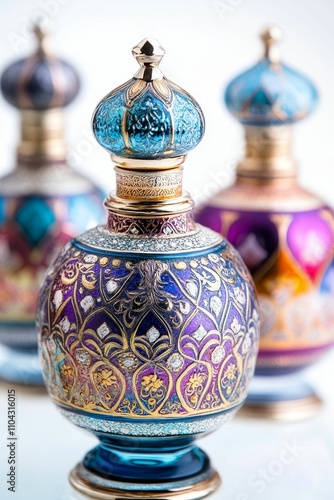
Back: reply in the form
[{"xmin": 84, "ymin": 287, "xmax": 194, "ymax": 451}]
[
  {"xmin": 16, "ymin": 108, "xmax": 67, "ymax": 166},
  {"xmin": 236, "ymin": 125, "xmax": 297, "ymax": 183},
  {"xmin": 104, "ymin": 158, "xmax": 196, "ymax": 237}
]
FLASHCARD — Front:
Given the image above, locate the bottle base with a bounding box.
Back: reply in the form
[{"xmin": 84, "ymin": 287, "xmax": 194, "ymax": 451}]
[
  {"xmin": 239, "ymin": 376, "xmax": 322, "ymax": 421},
  {"xmin": 0, "ymin": 345, "xmax": 44, "ymax": 386},
  {"xmin": 69, "ymin": 459, "xmax": 221, "ymax": 500}
]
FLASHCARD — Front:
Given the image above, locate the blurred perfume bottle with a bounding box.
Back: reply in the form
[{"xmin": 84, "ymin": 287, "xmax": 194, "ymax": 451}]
[
  {"xmin": 196, "ymin": 27, "xmax": 334, "ymax": 419},
  {"xmin": 0, "ymin": 25, "xmax": 105, "ymax": 385}
]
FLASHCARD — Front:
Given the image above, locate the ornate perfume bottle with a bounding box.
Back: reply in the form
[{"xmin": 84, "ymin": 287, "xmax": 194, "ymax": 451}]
[
  {"xmin": 0, "ymin": 26, "xmax": 105, "ymax": 385},
  {"xmin": 37, "ymin": 38, "xmax": 259, "ymax": 499},
  {"xmin": 196, "ymin": 27, "xmax": 334, "ymax": 419}
]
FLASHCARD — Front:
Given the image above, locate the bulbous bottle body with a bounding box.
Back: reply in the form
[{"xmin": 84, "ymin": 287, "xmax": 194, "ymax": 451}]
[
  {"xmin": 37, "ymin": 222, "xmax": 259, "ymax": 492},
  {"xmin": 196, "ymin": 180, "xmax": 334, "ymax": 376},
  {"xmin": 38, "ymin": 225, "xmax": 259, "ymax": 432},
  {"xmin": 0, "ymin": 161, "xmax": 105, "ymax": 383}
]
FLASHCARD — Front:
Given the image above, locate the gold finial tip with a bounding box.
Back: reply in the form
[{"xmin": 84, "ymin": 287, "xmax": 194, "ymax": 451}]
[
  {"xmin": 132, "ymin": 38, "xmax": 165, "ymax": 61},
  {"xmin": 260, "ymin": 25, "xmax": 282, "ymax": 62},
  {"xmin": 132, "ymin": 38, "xmax": 165, "ymax": 80},
  {"xmin": 32, "ymin": 23, "xmax": 43, "ymax": 40},
  {"xmin": 260, "ymin": 25, "xmax": 282, "ymax": 45},
  {"xmin": 32, "ymin": 22, "xmax": 51, "ymax": 56}
]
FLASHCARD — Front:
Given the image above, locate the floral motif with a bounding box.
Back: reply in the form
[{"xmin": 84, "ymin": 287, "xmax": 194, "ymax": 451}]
[
  {"xmin": 185, "ymin": 372, "xmax": 207, "ymax": 408},
  {"xmin": 221, "ymin": 363, "xmax": 239, "ymax": 398},
  {"xmin": 61, "ymin": 364, "xmax": 74, "ymax": 378},
  {"xmin": 95, "ymin": 369, "xmax": 117, "ymax": 387},
  {"xmin": 140, "ymin": 373, "xmax": 166, "ymax": 412},
  {"xmin": 84, "ymin": 254, "xmax": 98, "ymax": 263},
  {"xmin": 186, "ymin": 282, "xmax": 198, "ymax": 297},
  {"xmin": 224, "ymin": 363, "xmax": 237, "ymax": 381},
  {"xmin": 187, "ymin": 373, "xmax": 207, "ymax": 390},
  {"xmin": 141, "ymin": 374, "xmax": 164, "ymax": 393}
]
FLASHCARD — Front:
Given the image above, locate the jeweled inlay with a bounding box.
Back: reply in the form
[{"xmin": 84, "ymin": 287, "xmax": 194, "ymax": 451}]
[
  {"xmin": 60, "ymin": 409, "xmax": 237, "ymax": 436},
  {"xmin": 76, "ymin": 224, "xmax": 221, "ymax": 254}
]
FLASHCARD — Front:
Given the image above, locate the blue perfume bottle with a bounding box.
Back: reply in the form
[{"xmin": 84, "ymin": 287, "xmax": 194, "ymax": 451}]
[
  {"xmin": 37, "ymin": 38, "xmax": 260, "ymax": 498},
  {"xmin": 0, "ymin": 26, "xmax": 105, "ymax": 385}
]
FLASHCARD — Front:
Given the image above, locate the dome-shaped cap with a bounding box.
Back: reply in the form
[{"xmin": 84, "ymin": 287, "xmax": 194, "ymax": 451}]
[
  {"xmin": 92, "ymin": 38, "xmax": 205, "ymax": 160},
  {"xmin": 1, "ymin": 25, "xmax": 80, "ymax": 110},
  {"xmin": 225, "ymin": 26, "xmax": 318, "ymax": 126}
]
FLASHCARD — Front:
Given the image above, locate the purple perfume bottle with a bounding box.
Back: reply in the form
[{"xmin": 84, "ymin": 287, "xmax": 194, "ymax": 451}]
[
  {"xmin": 196, "ymin": 26, "xmax": 334, "ymax": 419},
  {"xmin": 37, "ymin": 37, "xmax": 259, "ymax": 498}
]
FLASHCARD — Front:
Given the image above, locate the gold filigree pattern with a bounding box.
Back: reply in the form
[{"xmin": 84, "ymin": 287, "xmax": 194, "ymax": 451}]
[
  {"xmin": 107, "ymin": 213, "xmax": 196, "ymax": 236},
  {"xmin": 38, "ymin": 241, "xmax": 259, "ymax": 418},
  {"xmin": 115, "ymin": 169, "xmax": 182, "ymax": 200}
]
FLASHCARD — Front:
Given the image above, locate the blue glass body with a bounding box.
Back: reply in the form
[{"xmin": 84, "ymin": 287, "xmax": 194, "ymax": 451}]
[{"xmin": 93, "ymin": 78, "xmax": 205, "ymax": 158}]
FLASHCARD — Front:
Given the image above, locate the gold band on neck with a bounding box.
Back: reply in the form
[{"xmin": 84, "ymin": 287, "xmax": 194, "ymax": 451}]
[
  {"xmin": 237, "ymin": 125, "xmax": 297, "ymax": 180},
  {"xmin": 115, "ymin": 166, "xmax": 183, "ymax": 201},
  {"xmin": 17, "ymin": 108, "xmax": 67, "ymax": 163}
]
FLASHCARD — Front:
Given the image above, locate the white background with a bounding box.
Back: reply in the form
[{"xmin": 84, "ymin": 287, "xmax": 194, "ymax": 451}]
[
  {"xmin": 0, "ymin": 1, "xmax": 334, "ymax": 499},
  {"xmin": 0, "ymin": 0, "xmax": 333, "ymax": 205}
]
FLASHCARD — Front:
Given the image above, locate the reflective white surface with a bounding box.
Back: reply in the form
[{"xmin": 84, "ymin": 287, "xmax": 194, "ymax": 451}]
[{"xmin": 0, "ymin": 349, "xmax": 334, "ymax": 500}]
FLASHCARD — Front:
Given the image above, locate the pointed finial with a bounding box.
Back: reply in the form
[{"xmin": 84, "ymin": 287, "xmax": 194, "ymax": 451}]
[
  {"xmin": 132, "ymin": 38, "xmax": 165, "ymax": 81},
  {"xmin": 33, "ymin": 23, "xmax": 52, "ymax": 57},
  {"xmin": 260, "ymin": 25, "xmax": 282, "ymax": 64}
]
